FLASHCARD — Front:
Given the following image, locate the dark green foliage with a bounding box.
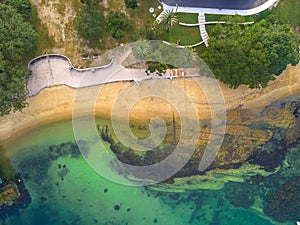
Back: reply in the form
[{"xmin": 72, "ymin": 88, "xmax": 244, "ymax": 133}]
[
  {"xmin": 106, "ymin": 11, "xmax": 131, "ymax": 40},
  {"xmin": 80, "ymin": 0, "xmax": 99, "ymax": 5},
  {"xmin": 146, "ymin": 62, "xmax": 167, "ymax": 76},
  {"xmin": 132, "ymin": 40, "xmax": 151, "ymax": 60},
  {"xmin": 200, "ymin": 16, "xmax": 300, "ymax": 88},
  {"xmin": 75, "ymin": 5, "xmax": 104, "ymax": 42},
  {"xmin": 124, "ymin": 0, "xmax": 138, "ymax": 9},
  {"xmin": 261, "ymin": 23, "xmax": 300, "ymax": 75},
  {"xmin": 138, "ymin": 20, "xmax": 164, "ymax": 40},
  {"xmin": 143, "ymin": 42, "xmax": 200, "ymax": 76},
  {"xmin": 4, "ymin": 0, "xmax": 32, "ymax": 18},
  {"xmin": 0, "ymin": 4, "xmax": 37, "ymax": 116},
  {"xmin": 223, "ymin": 182, "xmax": 255, "ymax": 209},
  {"xmin": 0, "ymin": 5, "xmax": 36, "ymax": 61},
  {"xmin": 160, "ymin": 9, "xmax": 178, "ymax": 32},
  {"xmin": 264, "ymin": 176, "xmax": 300, "ymax": 222}
]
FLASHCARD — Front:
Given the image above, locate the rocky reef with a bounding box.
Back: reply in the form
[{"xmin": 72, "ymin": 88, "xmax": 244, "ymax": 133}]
[
  {"xmin": 98, "ymin": 95, "xmax": 299, "ymax": 183},
  {"xmin": 264, "ymin": 176, "xmax": 300, "ymax": 222}
]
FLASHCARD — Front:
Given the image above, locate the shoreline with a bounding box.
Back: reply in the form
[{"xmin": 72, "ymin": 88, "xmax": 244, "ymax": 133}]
[{"xmin": 0, "ymin": 62, "xmax": 299, "ymax": 144}]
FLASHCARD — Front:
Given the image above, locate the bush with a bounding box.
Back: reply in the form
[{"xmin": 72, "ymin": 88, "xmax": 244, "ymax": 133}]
[
  {"xmin": 5, "ymin": 0, "xmax": 32, "ymax": 18},
  {"xmin": 106, "ymin": 11, "xmax": 131, "ymax": 40},
  {"xmin": 200, "ymin": 15, "xmax": 300, "ymax": 88},
  {"xmin": 75, "ymin": 6, "xmax": 104, "ymax": 42},
  {"xmin": 124, "ymin": 0, "xmax": 138, "ymax": 9}
]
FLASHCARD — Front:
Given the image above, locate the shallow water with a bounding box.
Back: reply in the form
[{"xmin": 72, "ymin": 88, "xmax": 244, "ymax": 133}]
[{"xmin": 0, "ymin": 113, "xmax": 299, "ymax": 225}]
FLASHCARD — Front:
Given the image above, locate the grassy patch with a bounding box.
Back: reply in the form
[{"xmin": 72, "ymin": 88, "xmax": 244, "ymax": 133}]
[
  {"xmin": 168, "ymin": 25, "xmax": 201, "ymax": 45},
  {"xmin": 205, "ymin": 14, "xmax": 222, "ymax": 22},
  {"xmin": 27, "ymin": 5, "xmax": 55, "ymax": 60},
  {"xmin": 273, "ymin": 0, "xmax": 300, "ymax": 27},
  {"xmin": 128, "ymin": 0, "xmax": 160, "ymax": 27},
  {"xmin": 168, "ymin": 13, "xmax": 201, "ymax": 45},
  {"xmin": 177, "ymin": 12, "xmax": 198, "ymax": 24},
  {"xmin": 101, "ymin": 0, "xmax": 161, "ymax": 48},
  {"xmin": 106, "ymin": 0, "xmax": 124, "ymax": 11}
]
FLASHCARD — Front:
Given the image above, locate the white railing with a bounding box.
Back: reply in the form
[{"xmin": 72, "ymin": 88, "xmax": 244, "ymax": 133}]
[
  {"xmin": 28, "ymin": 54, "xmax": 115, "ymax": 72},
  {"xmin": 161, "ymin": 0, "xmax": 279, "ymax": 16},
  {"xmin": 179, "ymin": 21, "xmax": 255, "ymax": 26}
]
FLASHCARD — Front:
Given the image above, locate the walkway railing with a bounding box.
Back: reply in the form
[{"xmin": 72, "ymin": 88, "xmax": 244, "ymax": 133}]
[
  {"xmin": 163, "ymin": 40, "xmax": 206, "ymax": 48},
  {"xmin": 179, "ymin": 21, "xmax": 255, "ymax": 26},
  {"xmin": 28, "ymin": 54, "xmax": 115, "ymax": 72}
]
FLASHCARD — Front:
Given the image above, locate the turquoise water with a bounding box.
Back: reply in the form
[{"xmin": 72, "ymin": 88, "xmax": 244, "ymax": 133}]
[{"xmin": 0, "ymin": 117, "xmax": 298, "ymax": 225}]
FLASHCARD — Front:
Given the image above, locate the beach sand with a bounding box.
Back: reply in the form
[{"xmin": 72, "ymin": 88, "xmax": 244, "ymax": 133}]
[{"xmin": 0, "ymin": 63, "xmax": 299, "ymax": 143}]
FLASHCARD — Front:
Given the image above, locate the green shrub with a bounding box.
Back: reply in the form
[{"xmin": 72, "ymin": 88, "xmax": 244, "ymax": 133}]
[{"xmin": 124, "ymin": 0, "xmax": 138, "ymax": 9}]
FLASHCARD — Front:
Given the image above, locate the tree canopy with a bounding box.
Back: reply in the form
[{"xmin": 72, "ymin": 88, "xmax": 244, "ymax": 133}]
[
  {"xmin": 75, "ymin": 5, "xmax": 105, "ymax": 42},
  {"xmin": 160, "ymin": 10, "xmax": 178, "ymax": 32},
  {"xmin": 200, "ymin": 16, "xmax": 300, "ymax": 88},
  {"xmin": 132, "ymin": 40, "xmax": 151, "ymax": 60},
  {"xmin": 124, "ymin": 0, "xmax": 138, "ymax": 9},
  {"xmin": 0, "ymin": 4, "xmax": 37, "ymax": 116},
  {"xmin": 4, "ymin": 0, "xmax": 32, "ymax": 18},
  {"xmin": 106, "ymin": 11, "xmax": 131, "ymax": 40}
]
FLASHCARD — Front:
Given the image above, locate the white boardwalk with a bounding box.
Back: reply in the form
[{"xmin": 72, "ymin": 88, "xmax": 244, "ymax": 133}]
[{"xmin": 198, "ymin": 13, "xmax": 209, "ymax": 47}]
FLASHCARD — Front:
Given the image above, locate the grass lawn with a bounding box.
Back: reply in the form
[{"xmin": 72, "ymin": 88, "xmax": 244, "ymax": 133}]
[
  {"xmin": 273, "ymin": 0, "xmax": 300, "ymax": 27},
  {"xmin": 101, "ymin": 0, "xmax": 162, "ymax": 49},
  {"xmin": 168, "ymin": 13, "xmax": 201, "ymax": 46},
  {"xmin": 168, "ymin": 25, "xmax": 201, "ymax": 45}
]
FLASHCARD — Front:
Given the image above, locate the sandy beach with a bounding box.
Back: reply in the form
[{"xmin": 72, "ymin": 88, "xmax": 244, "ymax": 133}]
[{"xmin": 0, "ymin": 62, "xmax": 299, "ymax": 143}]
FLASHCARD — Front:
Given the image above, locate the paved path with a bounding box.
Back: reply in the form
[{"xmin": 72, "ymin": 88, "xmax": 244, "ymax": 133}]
[{"xmin": 27, "ymin": 54, "xmax": 196, "ymax": 96}]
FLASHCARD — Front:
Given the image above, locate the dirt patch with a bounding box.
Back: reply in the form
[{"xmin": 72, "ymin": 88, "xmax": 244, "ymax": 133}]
[{"xmin": 32, "ymin": 0, "xmax": 94, "ymax": 66}]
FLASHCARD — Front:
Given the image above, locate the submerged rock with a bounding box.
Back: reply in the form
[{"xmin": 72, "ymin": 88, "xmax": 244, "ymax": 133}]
[
  {"xmin": 98, "ymin": 96, "xmax": 300, "ymax": 191},
  {"xmin": 264, "ymin": 176, "xmax": 300, "ymax": 222},
  {"xmin": 114, "ymin": 204, "xmax": 120, "ymax": 211}
]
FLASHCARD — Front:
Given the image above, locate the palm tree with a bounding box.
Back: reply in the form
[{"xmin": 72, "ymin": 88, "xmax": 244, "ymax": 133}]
[
  {"xmin": 160, "ymin": 10, "xmax": 178, "ymax": 32},
  {"xmin": 132, "ymin": 40, "xmax": 152, "ymax": 60},
  {"xmin": 178, "ymin": 47, "xmax": 199, "ymax": 67}
]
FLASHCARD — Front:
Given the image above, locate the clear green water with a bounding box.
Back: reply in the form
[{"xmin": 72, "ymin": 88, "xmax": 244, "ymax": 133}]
[{"xmin": 0, "ymin": 119, "xmax": 297, "ymax": 225}]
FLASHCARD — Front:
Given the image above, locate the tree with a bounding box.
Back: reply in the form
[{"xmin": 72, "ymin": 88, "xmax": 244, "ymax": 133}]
[
  {"xmin": 160, "ymin": 10, "xmax": 178, "ymax": 32},
  {"xmin": 200, "ymin": 16, "xmax": 300, "ymax": 88},
  {"xmin": 75, "ymin": 6, "xmax": 104, "ymax": 42},
  {"xmin": 177, "ymin": 47, "xmax": 199, "ymax": 68},
  {"xmin": 0, "ymin": 4, "xmax": 37, "ymax": 115},
  {"xmin": 261, "ymin": 23, "xmax": 300, "ymax": 75},
  {"xmin": 138, "ymin": 20, "xmax": 164, "ymax": 40},
  {"xmin": 4, "ymin": 0, "xmax": 32, "ymax": 18},
  {"xmin": 124, "ymin": 0, "xmax": 138, "ymax": 9},
  {"xmin": 106, "ymin": 12, "xmax": 131, "ymax": 40},
  {"xmin": 132, "ymin": 40, "xmax": 151, "ymax": 60},
  {"xmin": 146, "ymin": 62, "xmax": 167, "ymax": 76}
]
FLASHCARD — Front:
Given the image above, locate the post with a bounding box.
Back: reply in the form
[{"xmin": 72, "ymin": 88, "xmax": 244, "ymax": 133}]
[{"xmin": 173, "ymin": 112, "xmax": 176, "ymax": 146}]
